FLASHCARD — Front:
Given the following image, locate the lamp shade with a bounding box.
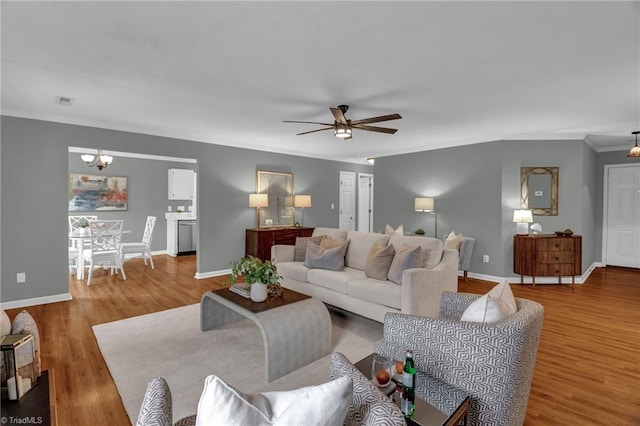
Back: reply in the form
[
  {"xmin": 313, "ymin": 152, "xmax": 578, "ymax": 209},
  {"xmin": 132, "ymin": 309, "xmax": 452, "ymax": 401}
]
[
  {"xmin": 249, "ymin": 193, "xmax": 268, "ymax": 208},
  {"xmin": 414, "ymin": 197, "xmax": 434, "ymax": 212},
  {"xmin": 513, "ymin": 209, "xmax": 533, "ymax": 223},
  {"xmin": 294, "ymin": 195, "xmax": 312, "ymax": 208}
]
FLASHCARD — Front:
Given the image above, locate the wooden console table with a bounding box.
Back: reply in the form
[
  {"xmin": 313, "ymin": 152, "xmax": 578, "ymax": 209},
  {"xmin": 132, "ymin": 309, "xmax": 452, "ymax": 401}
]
[
  {"xmin": 513, "ymin": 234, "xmax": 582, "ymax": 288},
  {"xmin": 245, "ymin": 227, "xmax": 314, "ymax": 261}
]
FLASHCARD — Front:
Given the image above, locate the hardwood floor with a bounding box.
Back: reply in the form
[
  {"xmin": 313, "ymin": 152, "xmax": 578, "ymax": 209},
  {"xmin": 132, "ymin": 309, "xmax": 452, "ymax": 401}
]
[{"xmin": 5, "ymin": 257, "xmax": 639, "ymax": 425}]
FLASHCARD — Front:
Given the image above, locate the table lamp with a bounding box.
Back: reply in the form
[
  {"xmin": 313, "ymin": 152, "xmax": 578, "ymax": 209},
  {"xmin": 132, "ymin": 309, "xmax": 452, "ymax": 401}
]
[{"xmin": 513, "ymin": 209, "xmax": 533, "ymax": 234}]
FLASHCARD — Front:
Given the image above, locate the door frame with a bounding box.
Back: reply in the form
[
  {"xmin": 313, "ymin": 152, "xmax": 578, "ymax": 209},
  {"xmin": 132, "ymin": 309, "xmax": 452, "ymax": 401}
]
[
  {"xmin": 601, "ymin": 163, "xmax": 640, "ymax": 266},
  {"xmin": 339, "ymin": 171, "xmax": 356, "ymax": 230},
  {"xmin": 357, "ymin": 173, "xmax": 374, "ymax": 232}
]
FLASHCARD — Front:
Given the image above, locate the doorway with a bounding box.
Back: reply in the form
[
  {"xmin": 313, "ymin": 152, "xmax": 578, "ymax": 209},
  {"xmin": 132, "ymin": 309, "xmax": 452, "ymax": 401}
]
[
  {"xmin": 358, "ymin": 173, "xmax": 374, "ymax": 232},
  {"xmin": 602, "ymin": 164, "xmax": 640, "ymax": 268},
  {"xmin": 339, "ymin": 171, "xmax": 356, "ymax": 230}
]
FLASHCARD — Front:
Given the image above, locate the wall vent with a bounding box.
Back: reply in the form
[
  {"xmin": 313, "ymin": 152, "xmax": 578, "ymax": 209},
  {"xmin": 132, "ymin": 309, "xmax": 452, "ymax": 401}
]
[{"xmin": 56, "ymin": 96, "xmax": 74, "ymax": 106}]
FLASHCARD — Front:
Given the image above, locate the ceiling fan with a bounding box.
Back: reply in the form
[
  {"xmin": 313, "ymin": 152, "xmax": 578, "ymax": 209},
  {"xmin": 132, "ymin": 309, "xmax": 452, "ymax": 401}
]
[{"xmin": 284, "ymin": 105, "xmax": 401, "ymax": 140}]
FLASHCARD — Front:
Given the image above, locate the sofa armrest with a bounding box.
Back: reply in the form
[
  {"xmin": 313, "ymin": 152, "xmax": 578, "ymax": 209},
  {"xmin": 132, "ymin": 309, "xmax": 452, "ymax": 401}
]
[
  {"xmin": 271, "ymin": 244, "xmax": 295, "ymax": 263},
  {"xmin": 400, "ymin": 248, "xmax": 458, "ymax": 318}
]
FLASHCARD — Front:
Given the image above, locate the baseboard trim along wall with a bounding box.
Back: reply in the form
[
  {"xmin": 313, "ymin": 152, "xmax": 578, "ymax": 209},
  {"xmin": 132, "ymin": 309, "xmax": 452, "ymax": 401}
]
[
  {"xmin": 195, "ymin": 268, "xmax": 232, "ymax": 280},
  {"xmin": 1, "ymin": 293, "xmax": 73, "ymax": 310}
]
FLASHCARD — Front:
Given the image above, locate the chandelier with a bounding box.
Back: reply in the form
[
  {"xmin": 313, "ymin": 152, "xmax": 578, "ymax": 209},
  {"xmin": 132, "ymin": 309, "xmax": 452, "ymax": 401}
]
[
  {"xmin": 628, "ymin": 131, "xmax": 640, "ymax": 158},
  {"xmin": 81, "ymin": 149, "xmax": 113, "ymax": 170}
]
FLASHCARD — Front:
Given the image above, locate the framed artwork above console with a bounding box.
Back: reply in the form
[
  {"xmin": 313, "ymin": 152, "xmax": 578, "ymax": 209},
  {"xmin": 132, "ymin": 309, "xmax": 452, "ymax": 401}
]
[{"xmin": 256, "ymin": 170, "xmax": 294, "ymax": 228}]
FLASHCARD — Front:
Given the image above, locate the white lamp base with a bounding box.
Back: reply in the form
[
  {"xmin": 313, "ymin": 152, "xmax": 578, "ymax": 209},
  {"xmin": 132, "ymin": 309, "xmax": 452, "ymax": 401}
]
[{"xmin": 516, "ymin": 223, "xmax": 529, "ymax": 235}]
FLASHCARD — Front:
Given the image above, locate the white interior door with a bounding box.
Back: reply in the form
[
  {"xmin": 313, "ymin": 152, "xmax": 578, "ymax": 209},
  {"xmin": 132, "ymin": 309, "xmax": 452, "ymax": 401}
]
[
  {"xmin": 339, "ymin": 171, "xmax": 356, "ymax": 231},
  {"xmin": 358, "ymin": 173, "xmax": 374, "ymax": 232},
  {"xmin": 604, "ymin": 164, "xmax": 640, "ymax": 268}
]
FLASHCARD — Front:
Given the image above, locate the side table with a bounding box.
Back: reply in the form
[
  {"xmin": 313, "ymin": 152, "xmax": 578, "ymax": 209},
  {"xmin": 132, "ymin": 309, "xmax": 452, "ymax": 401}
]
[
  {"xmin": 1, "ymin": 369, "xmax": 57, "ymax": 426},
  {"xmin": 355, "ymin": 354, "xmax": 469, "ymax": 426}
]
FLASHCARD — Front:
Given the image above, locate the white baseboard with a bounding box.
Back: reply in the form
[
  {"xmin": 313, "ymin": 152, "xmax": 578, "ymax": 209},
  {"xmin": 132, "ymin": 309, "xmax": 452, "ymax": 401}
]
[
  {"xmin": 194, "ymin": 268, "xmax": 231, "ymax": 279},
  {"xmin": 123, "ymin": 250, "xmax": 167, "ymax": 260},
  {"xmin": 1, "ymin": 293, "xmax": 73, "ymax": 310},
  {"xmin": 464, "ymin": 262, "xmax": 602, "ymax": 286}
]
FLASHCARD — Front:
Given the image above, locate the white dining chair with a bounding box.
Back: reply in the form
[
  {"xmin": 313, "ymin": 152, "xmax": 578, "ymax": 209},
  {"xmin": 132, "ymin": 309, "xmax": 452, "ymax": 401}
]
[
  {"xmin": 120, "ymin": 216, "xmax": 156, "ymax": 269},
  {"xmin": 69, "ymin": 215, "xmax": 97, "ymax": 249},
  {"xmin": 84, "ymin": 219, "xmax": 126, "ymax": 286},
  {"xmin": 68, "ymin": 246, "xmax": 80, "ymax": 278}
]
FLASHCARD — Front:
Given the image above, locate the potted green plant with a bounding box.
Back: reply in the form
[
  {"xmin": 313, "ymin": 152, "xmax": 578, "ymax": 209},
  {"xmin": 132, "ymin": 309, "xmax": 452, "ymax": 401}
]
[
  {"xmin": 414, "ymin": 228, "xmax": 425, "ymax": 236},
  {"xmin": 229, "ymin": 256, "xmax": 282, "ymax": 302}
]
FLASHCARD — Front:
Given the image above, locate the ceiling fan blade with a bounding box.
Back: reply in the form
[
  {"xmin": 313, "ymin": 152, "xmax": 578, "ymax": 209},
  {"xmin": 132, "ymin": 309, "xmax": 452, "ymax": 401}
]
[
  {"xmin": 330, "ymin": 107, "xmax": 348, "ymax": 125},
  {"xmin": 283, "ymin": 120, "xmax": 334, "ymax": 126},
  {"xmin": 351, "ymin": 113, "xmax": 402, "ymax": 125},
  {"xmin": 296, "ymin": 127, "xmax": 334, "ymax": 136},
  {"xmin": 352, "ymin": 124, "xmax": 398, "ymax": 134}
]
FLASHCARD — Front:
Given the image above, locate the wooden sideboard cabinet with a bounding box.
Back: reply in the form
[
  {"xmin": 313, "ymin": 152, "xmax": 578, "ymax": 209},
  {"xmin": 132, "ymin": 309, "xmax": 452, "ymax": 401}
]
[
  {"xmin": 246, "ymin": 227, "xmax": 314, "ymax": 261},
  {"xmin": 513, "ymin": 234, "xmax": 582, "ymax": 288}
]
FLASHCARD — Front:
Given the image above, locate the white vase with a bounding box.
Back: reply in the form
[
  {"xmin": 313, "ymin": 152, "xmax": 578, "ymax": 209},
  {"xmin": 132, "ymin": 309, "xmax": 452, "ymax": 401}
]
[{"xmin": 250, "ymin": 282, "xmax": 268, "ymax": 302}]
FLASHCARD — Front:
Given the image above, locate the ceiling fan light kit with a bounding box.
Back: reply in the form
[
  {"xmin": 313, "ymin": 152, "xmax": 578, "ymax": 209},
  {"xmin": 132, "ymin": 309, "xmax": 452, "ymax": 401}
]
[
  {"xmin": 627, "ymin": 131, "xmax": 640, "ymax": 158},
  {"xmin": 285, "ymin": 104, "xmax": 401, "ymax": 140}
]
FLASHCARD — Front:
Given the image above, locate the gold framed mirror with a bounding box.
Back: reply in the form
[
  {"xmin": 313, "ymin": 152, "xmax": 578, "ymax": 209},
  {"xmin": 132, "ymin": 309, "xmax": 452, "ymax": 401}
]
[
  {"xmin": 520, "ymin": 167, "xmax": 559, "ymax": 216},
  {"xmin": 256, "ymin": 170, "xmax": 294, "ymax": 227}
]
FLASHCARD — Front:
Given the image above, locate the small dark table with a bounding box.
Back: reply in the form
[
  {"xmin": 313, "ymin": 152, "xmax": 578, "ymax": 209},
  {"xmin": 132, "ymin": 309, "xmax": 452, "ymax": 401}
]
[
  {"xmin": 355, "ymin": 354, "xmax": 469, "ymax": 426},
  {"xmin": 1, "ymin": 370, "xmax": 55, "ymax": 426}
]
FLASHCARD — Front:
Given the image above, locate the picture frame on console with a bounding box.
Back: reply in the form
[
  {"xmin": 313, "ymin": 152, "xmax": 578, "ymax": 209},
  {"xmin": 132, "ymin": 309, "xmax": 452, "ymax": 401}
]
[{"xmin": 256, "ymin": 170, "xmax": 294, "ymax": 228}]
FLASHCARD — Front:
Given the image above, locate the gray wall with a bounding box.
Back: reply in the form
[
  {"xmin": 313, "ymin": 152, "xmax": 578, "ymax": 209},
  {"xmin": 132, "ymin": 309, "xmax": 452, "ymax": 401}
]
[
  {"xmin": 68, "ymin": 153, "xmax": 196, "ymax": 251},
  {"xmin": 373, "ymin": 139, "xmax": 602, "ymax": 278},
  {"xmin": 1, "ymin": 116, "xmax": 371, "ymax": 303}
]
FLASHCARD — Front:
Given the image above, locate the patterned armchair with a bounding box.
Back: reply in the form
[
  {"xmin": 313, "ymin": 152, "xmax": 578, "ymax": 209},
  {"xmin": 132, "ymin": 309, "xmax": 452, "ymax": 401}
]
[{"xmin": 374, "ymin": 291, "xmax": 544, "ymax": 426}]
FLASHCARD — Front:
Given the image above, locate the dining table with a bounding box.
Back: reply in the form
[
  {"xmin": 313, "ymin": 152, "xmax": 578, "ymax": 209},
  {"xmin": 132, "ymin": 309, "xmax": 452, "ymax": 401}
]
[{"xmin": 69, "ymin": 229, "xmax": 131, "ymax": 280}]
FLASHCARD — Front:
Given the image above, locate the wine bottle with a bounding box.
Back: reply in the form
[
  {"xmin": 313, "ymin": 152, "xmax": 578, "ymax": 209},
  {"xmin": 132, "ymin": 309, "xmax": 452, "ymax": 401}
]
[{"xmin": 401, "ymin": 349, "xmax": 416, "ymax": 418}]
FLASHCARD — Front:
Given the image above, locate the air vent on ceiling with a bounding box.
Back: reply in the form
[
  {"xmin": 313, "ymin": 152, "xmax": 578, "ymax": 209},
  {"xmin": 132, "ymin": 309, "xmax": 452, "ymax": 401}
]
[{"xmin": 56, "ymin": 96, "xmax": 74, "ymax": 106}]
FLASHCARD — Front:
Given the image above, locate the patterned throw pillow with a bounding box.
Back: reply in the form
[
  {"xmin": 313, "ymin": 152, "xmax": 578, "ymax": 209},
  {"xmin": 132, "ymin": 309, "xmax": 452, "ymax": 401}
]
[
  {"xmin": 135, "ymin": 377, "xmax": 172, "ymax": 426},
  {"xmin": 293, "ymin": 235, "xmax": 325, "ymax": 262},
  {"xmin": 461, "ymin": 280, "xmax": 517, "ymax": 323},
  {"xmin": 1, "ymin": 310, "xmax": 10, "ymax": 337},
  {"xmin": 387, "ymin": 244, "xmax": 422, "ymax": 285},
  {"xmin": 11, "ymin": 310, "xmax": 41, "ymax": 376},
  {"xmin": 304, "ymin": 241, "xmax": 347, "ymax": 271},
  {"xmin": 364, "ymin": 243, "xmax": 396, "ymax": 280},
  {"xmin": 195, "ymin": 374, "xmax": 352, "ymax": 426},
  {"xmin": 329, "ymin": 352, "xmax": 405, "ymax": 426}
]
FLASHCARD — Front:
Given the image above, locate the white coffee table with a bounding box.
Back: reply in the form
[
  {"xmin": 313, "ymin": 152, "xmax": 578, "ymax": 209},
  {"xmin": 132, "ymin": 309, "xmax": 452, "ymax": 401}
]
[{"xmin": 200, "ymin": 288, "xmax": 331, "ymax": 382}]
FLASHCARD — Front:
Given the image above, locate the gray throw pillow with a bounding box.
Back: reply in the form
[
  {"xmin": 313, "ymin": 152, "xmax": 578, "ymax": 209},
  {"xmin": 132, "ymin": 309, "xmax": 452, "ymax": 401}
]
[
  {"xmin": 294, "ymin": 235, "xmax": 325, "ymax": 262},
  {"xmin": 364, "ymin": 243, "xmax": 396, "ymax": 280},
  {"xmin": 304, "ymin": 241, "xmax": 346, "ymax": 271},
  {"xmin": 387, "ymin": 244, "xmax": 422, "ymax": 285}
]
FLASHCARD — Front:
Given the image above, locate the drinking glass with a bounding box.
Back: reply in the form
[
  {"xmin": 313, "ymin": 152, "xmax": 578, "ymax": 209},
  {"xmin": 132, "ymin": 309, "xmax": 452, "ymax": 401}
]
[{"xmin": 371, "ymin": 355, "xmax": 391, "ymax": 386}]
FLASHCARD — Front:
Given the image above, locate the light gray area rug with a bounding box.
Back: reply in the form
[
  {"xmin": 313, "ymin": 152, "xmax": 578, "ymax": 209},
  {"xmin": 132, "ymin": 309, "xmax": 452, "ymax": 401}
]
[{"xmin": 93, "ymin": 303, "xmax": 382, "ymax": 424}]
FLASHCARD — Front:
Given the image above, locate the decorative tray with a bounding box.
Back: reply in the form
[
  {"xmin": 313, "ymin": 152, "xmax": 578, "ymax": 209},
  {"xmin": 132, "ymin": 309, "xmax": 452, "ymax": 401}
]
[{"xmin": 554, "ymin": 231, "xmax": 574, "ymax": 237}]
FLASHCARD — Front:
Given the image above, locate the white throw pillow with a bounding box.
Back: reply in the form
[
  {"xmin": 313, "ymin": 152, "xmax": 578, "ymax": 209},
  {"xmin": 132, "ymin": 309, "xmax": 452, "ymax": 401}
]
[
  {"xmin": 384, "ymin": 224, "xmax": 404, "ymax": 237},
  {"xmin": 461, "ymin": 280, "xmax": 517, "ymax": 323},
  {"xmin": 444, "ymin": 231, "xmax": 463, "ymax": 252},
  {"xmin": 195, "ymin": 374, "xmax": 352, "ymax": 426}
]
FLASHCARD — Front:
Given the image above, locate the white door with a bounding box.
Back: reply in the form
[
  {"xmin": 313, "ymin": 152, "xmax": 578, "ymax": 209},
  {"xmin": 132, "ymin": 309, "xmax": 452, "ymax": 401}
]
[
  {"xmin": 339, "ymin": 171, "xmax": 356, "ymax": 231},
  {"xmin": 358, "ymin": 173, "xmax": 374, "ymax": 232},
  {"xmin": 604, "ymin": 164, "xmax": 640, "ymax": 268}
]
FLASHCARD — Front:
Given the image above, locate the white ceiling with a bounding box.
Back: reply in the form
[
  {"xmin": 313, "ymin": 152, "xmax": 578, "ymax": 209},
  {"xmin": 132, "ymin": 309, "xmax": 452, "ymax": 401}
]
[{"xmin": 2, "ymin": 1, "xmax": 639, "ymax": 164}]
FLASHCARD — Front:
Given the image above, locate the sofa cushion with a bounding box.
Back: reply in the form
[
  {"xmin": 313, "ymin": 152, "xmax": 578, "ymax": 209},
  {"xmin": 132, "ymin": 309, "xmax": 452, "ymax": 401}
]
[
  {"xmin": 329, "ymin": 352, "xmax": 405, "ymax": 426},
  {"xmin": 345, "ymin": 231, "xmax": 390, "ymax": 271},
  {"xmin": 294, "ymin": 235, "xmax": 325, "ymax": 262},
  {"xmin": 276, "ymin": 261, "xmax": 310, "ymax": 283},
  {"xmin": 195, "ymin": 374, "xmax": 352, "ymax": 426},
  {"xmin": 11, "ymin": 310, "xmax": 41, "ymax": 376},
  {"xmin": 384, "ymin": 224, "xmax": 404, "ymax": 237},
  {"xmin": 387, "ymin": 244, "xmax": 422, "ymax": 285},
  {"xmin": 312, "ymin": 227, "xmax": 348, "ymax": 241},
  {"xmin": 364, "ymin": 243, "xmax": 395, "ymax": 280},
  {"xmin": 307, "ymin": 267, "xmax": 366, "ymax": 295},
  {"xmin": 388, "ymin": 235, "xmax": 444, "ymax": 269},
  {"xmin": 461, "ymin": 280, "xmax": 517, "ymax": 323},
  {"xmin": 444, "ymin": 231, "xmax": 464, "ymax": 252},
  {"xmin": 305, "ymin": 242, "xmax": 346, "ymax": 271},
  {"xmin": 348, "ymin": 278, "xmax": 402, "ymax": 309}
]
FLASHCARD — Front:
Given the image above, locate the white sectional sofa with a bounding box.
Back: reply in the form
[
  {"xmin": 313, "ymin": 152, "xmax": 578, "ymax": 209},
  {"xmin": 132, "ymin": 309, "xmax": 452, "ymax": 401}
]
[{"xmin": 271, "ymin": 227, "xmax": 458, "ymax": 322}]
